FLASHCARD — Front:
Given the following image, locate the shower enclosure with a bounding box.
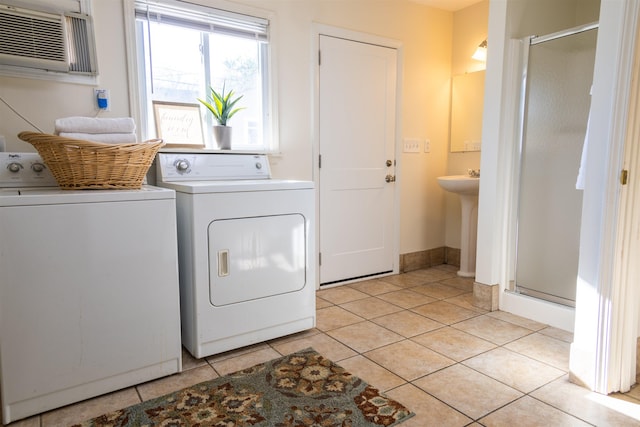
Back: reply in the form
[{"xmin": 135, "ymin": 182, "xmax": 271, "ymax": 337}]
[{"xmin": 514, "ymin": 23, "xmax": 598, "ymax": 306}]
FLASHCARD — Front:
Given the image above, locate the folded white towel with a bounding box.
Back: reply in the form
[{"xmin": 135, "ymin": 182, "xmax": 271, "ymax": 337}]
[
  {"xmin": 59, "ymin": 132, "xmax": 138, "ymax": 144},
  {"xmin": 55, "ymin": 117, "xmax": 136, "ymax": 134}
]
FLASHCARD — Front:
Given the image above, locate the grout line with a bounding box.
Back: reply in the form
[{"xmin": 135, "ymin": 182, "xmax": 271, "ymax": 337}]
[{"xmin": 133, "ymin": 385, "xmax": 144, "ymax": 403}]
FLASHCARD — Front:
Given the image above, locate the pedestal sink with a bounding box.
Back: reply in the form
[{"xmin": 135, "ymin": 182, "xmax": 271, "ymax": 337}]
[{"xmin": 437, "ymin": 175, "xmax": 480, "ymax": 277}]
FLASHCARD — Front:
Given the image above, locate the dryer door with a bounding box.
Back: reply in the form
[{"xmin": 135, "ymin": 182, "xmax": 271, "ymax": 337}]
[{"xmin": 208, "ymin": 214, "xmax": 308, "ymax": 306}]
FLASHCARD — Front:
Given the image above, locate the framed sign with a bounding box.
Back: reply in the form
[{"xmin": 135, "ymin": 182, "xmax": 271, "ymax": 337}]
[{"xmin": 152, "ymin": 101, "xmax": 205, "ymax": 148}]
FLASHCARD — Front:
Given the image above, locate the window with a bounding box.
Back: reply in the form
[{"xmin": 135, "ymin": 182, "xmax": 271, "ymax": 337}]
[{"xmin": 132, "ymin": 0, "xmax": 273, "ymax": 150}]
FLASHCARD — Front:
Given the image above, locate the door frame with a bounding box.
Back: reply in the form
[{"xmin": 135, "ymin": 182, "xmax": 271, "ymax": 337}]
[
  {"xmin": 312, "ymin": 24, "xmax": 403, "ymax": 288},
  {"xmin": 569, "ymin": 0, "xmax": 640, "ymax": 394}
]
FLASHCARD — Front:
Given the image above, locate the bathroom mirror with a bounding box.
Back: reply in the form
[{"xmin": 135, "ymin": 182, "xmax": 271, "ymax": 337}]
[{"xmin": 450, "ymin": 70, "xmax": 485, "ymax": 152}]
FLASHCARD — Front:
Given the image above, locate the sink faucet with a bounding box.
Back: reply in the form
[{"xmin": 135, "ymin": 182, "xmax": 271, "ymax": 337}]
[{"xmin": 467, "ymin": 169, "xmax": 480, "ymax": 178}]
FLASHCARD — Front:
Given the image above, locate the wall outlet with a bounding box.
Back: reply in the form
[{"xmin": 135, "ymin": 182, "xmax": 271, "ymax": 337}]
[
  {"xmin": 424, "ymin": 139, "xmax": 431, "ymax": 153},
  {"xmin": 94, "ymin": 89, "xmax": 110, "ymax": 111},
  {"xmin": 403, "ymin": 138, "xmax": 422, "ymax": 153}
]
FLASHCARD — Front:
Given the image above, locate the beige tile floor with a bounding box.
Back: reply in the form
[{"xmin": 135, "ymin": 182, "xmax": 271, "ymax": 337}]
[{"xmin": 5, "ymin": 265, "xmax": 640, "ymax": 426}]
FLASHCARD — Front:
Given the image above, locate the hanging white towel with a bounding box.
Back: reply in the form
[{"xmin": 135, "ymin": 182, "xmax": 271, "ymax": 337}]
[
  {"xmin": 576, "ymin": 86, "xmax": 593, "ymax": 190},
  {"xmin": 55, "ymin": 117, "xmax": 136, "ymax": 134},
  {"xmin": 59, "ymin": 132, "xmax": 138, "ymax": 144},
  {"xmin": 576, "ymin": 114, "xmax": 590, "ymax": 190}
]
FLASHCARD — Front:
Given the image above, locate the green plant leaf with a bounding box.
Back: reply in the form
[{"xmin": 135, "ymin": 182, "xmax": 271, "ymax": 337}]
[{"xmin": 197, "ymin": 83, "xmax": 245, "ymax": 126}]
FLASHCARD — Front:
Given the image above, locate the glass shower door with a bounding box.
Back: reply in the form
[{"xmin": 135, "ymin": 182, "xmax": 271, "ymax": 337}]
[{"xmin": 515, "ymin": 26, "xmax": 597, "ymax": 306}]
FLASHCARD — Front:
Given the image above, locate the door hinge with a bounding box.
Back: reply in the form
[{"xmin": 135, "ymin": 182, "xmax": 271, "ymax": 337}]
[
  {"xmin": 621, "ymin": 169, "xmax": 629, "ymax": 185},
  {"xmin": 319, "ymin": 154, "xmax": 322, "ymax": 168},
  {"xmin": 318, "ymin": 50, "xmax": 321, "ymax": 66},
  {"xmin": 319, "ymin": 252, "xmax": 322, "ymax": 266}
]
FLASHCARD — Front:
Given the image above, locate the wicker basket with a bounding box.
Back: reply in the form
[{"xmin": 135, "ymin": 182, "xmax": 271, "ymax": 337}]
[{"xmin": 18, "ymin": 132, "xmax": 164, "ymax": 190}]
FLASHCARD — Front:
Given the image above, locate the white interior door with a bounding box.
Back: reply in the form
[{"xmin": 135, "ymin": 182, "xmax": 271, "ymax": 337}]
[{"xmin": 319, "ymin": 34, "xmax": 397, "ymax": 285}]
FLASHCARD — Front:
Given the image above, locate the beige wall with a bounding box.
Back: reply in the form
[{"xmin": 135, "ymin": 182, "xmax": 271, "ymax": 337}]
[
  {"xmin": 0, "ymin": 0, "xmax": 456, "ymax": 255},
  {"xmin": 445, "ymin": 0, "xmax": 489, "ymax": 248},
  {"xmin": 506, "ymin": 0, "xmax": 600, "ymax": 37}
]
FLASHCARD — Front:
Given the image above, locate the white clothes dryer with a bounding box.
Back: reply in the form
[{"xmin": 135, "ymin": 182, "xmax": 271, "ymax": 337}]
[
  {"xmin": 0, "ymin": 153, "xmax": 182, "ymax": 424},
  {"xmin": 156, "ymin": 152, "xmax": 316, "ymax": 358}
]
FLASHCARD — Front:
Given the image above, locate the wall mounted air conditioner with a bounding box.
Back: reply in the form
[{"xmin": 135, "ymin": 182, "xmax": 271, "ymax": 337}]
[{"xmin": 0, "ymin": 3, "xmax": 97, "ymax": 75}]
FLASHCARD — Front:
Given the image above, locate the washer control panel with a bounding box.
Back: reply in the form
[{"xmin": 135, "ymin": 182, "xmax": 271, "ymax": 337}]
[
  {"xmin": 157, "ymin": 153, "xmax": 272, "ymax": 182},
  {"xmin": 0, "ymin": 153, "xmax": 57, "ymax": 187}
]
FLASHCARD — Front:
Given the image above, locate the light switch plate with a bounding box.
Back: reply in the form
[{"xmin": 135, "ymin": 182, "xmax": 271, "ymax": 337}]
[{"xmin": 403, "ymin": 138, "xmax": 422, "ymax": 153}]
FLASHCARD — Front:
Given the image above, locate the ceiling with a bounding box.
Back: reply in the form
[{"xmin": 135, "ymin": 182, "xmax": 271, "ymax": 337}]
[{"xmin": 409, "ymin": 0, "xmax": 482, "ymax": 12}]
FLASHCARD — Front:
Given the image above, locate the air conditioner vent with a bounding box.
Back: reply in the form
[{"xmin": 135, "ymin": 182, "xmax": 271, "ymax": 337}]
[
  {"xmin": 65, "ymin": 13, "xmax": 94, "ymax": 73},
  {"xmin": 0, "ymin": 4, "xmax": 96, "ymax": 75}
]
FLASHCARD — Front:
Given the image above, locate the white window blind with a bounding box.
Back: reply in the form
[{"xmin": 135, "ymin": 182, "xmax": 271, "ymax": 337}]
[{"xmin": 134, "ymin": 0, "xmax": 268, "ymax": 41}]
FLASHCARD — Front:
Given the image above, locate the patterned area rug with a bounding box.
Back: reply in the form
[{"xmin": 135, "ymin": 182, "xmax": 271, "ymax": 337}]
[{"xmin": 74, "ymin": 347, "xmax": 414, "ymax": 426}]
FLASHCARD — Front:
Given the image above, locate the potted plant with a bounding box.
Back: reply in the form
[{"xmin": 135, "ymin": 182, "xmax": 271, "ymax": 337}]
[{"xmin": 198, "ymin": 83, "xmax": 244, "ymax": 149}]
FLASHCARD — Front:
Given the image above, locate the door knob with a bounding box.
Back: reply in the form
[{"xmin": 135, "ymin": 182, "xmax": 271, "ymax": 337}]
[
  {"xmin": 386, "ymin": 160, "xmax": 393, "ymax": 167},
  {"xmin": 385, "ymin": 174, "xmax": 396, "ymax": 183}
]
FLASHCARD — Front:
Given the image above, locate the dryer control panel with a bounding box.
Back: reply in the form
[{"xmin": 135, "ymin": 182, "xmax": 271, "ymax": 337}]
[{"xmin": 157, "ymin": 153, "xmax": 272, "ymax": 182}]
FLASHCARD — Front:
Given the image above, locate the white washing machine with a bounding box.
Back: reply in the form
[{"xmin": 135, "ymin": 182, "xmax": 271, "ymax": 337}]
[
  {"xmin": 156, "ymin": 152, "xmax": 316, "ymax": 359},
  {"xmin": 0, "ymin": 153, "xmax": 182, "ymax": 424}
]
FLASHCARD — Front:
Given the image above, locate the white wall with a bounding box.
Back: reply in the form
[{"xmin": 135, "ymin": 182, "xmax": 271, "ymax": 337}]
[
  {"xmin": 0, "ymin": 0, "xmax": 454, "ymax": 256},
  {"xmin": 0, "ymin": 1, "xmax": 130, "ymax": 143}
]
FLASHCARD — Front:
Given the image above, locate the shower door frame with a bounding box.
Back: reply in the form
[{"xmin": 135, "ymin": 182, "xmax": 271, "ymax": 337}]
[{"xmin": 510, "ymin": 22, "xmax": 599, "ymax": 307}]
